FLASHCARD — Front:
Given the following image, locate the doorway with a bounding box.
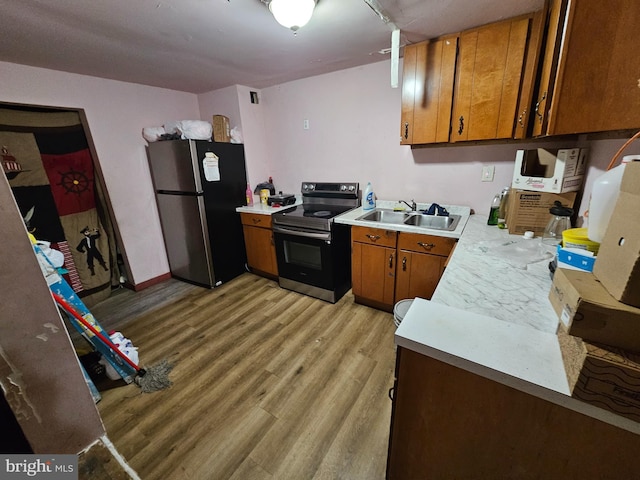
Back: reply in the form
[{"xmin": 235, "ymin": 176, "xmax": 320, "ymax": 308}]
[{"xmin": 0, "ymin": 103, "xmax": 130, "ymax": 306}]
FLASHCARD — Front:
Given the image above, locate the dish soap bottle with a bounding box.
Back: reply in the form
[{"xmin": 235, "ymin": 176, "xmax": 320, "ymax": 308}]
[
  {"xmin": 245, "ymin": 183, "xmax": 254, "ymax": 206},
  {"xmin": 487, "ymin": 192, "xmax": 501, "ymax": 225},
  {"xmin": 363, "ymin": 182, "xmax": 376, "ymax": 211}
]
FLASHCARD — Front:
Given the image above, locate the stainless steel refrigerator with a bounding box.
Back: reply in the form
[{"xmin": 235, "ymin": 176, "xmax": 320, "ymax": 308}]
[{"xmin": 146, "ymin": 139, "xmax": 247, "ymax": 288}]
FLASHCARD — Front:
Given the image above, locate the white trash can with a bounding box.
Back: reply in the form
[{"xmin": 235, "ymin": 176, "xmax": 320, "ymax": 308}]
[{"xmin": 393, "ymin": 299, "xmax": 414, "ymax": 327}]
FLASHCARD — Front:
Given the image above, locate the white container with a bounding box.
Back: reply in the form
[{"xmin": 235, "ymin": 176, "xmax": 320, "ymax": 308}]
[
  {"xmin": 393, "ymin": 299, "xmax": 413, "ymax": 327},
  {"xmin": 363, "ymin": 182, "xmax": 376, "ymax": 211},
  {"xmin": 588, "ymin": 155, "xmax": 639, "ymax": 242}
]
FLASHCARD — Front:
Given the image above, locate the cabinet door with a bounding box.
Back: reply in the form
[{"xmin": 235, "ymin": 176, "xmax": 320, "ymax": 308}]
[
  {"xmin": 352, "ymin": 242, "xmax": 396, "ymax": 306},
  {"xmin": 400, "ymin": 43, "xmax": 419, "ymax": 145},
  {"xmin": 395, "ymin": 251, "xmax": 444, "ymax": 301},
  {"xmin": 242, "ymin": 225, "xmax": 277, "ymax": 276},
  {"xmin": 537, "ymin": 0, "xmax": 640, "ymax": 135},
  {"xmin": 452, "ymin": 16, "xmax": 531, "ymax": 141},
  {"xmin": 531, "ymin": 0, "xmax": 568, "ymax": 137},
  {"xmin": 401, "ymin": 37, "xmax": 458, "ymax": 145},
  {"xmin": 513, "ymin": 8, "xmax": 546, "ymax": 139}
]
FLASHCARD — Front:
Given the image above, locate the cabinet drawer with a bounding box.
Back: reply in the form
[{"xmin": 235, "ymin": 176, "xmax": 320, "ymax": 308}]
[
  {"xmin": 398, "ymin": 232, "xmax": 455, "ymax": 257},
  {"xmin": 352, "ymin": 226, "xmax": 398, "ymax": 248},
  {"xmin": 240, "ymin": 212, "xmax": 272, "ymax": 229}
]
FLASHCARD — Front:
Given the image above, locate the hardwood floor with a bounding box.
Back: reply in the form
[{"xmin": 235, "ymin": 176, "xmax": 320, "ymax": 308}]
[{"xmin": 93, "ymin": 273, "xmax": 397, "ymax": 479}]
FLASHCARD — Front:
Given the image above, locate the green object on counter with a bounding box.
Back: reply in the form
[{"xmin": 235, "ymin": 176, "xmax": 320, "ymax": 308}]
[{"xmin": 488, "ymin": 206, "xmax": 499, "ymax": 225}]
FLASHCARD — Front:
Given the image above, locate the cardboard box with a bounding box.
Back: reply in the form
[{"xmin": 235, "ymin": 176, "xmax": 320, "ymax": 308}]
[
  {"xmin": 593, "ymin": 161, "xmax": 640, "ymax": 308},
  {"xmin": 512, "ymin": 148, "xmax": 588, "ymax": 193},
  {"xmin": 212, "ymin": 115, "xmax": 230, "ymax": 142},
  {"xmin": 506, "ymin": 189, "xmax": 577, "ymax": 236},
  {"xmin": 549, "ymin": 268, "xmax": 640, "ymax": 353},
  {"xmin": 557, "ymin": 329, "xmax": 640, "ymax": 423}
]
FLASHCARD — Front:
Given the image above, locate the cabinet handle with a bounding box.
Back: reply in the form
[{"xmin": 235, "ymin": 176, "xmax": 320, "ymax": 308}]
[
  {"xmin": 388, "ymin": 387, "xmax": 395, "ymax": 401},
  {"xmin": 417, "ymin": 242, "xmax": 435, "ymax": 250},
  {"xmin": 518, "ymin": 108, "xmax": 527, "ymax": 128},
  {"xmin": 404, "ymin": 122, "xmax": 409, "ymax": 139},
  {"xmin": 252, "ymin": 218, "xmax": 261, "ymax": 224},
  {"xmin": 402, "ymin": 256, "xmax": 407, "ymax": 271},
  {"xmin": 366, "ymin": 234, "xmax": 381, "ymax": 242},
  {"xmin": 457, "ymin": 116, "xmax": 464, "ymax": 135},
  {"xmin": 534, "ymin": 91, "xmax": 547, "ymax": 124},
  {"xmin": 389, "ymin": 253, "xmax": 394, "ymax": 268}
]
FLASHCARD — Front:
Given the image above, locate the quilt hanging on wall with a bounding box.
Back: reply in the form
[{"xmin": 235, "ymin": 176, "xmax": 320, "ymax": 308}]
[{"xmin": 0, "ymin": 107, "xmax": 118, "ymax": 307}]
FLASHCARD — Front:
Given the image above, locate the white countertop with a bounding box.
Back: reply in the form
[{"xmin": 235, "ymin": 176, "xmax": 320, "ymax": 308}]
[
  {"xmin": 235, "ymin": 197, "xmax": 302, "ymax": 215},
  {"xmin": 395, "ymin": 214, "xmax": 640, "ymax": 435},
  {"xmin": 334, "ymin": 200, "xmax": 471, "ymax": 239}
]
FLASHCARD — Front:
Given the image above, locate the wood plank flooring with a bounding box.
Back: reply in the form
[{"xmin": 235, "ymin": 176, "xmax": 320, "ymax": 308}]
[{"xmin": 93, "ymin": 273, "xmax": 397, "ymax": 479}]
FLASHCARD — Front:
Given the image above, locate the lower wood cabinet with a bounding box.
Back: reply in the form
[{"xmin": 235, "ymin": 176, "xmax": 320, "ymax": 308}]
[
  {"xmin": 240, "ymin": 212, "xmax": 277, "ymax": 278},
  {"xmin": 387, "ymin": 347, "xmax": 640, "ymax": 479},
  {"xmin": 395, "ymin": 232, "xmax": 456, "ymax": 302},
  {"xmin": 351, "ymin": 226, "xmax": 455, "ymax": 310},
  {"xmin": 351, "ymin": 226, "xmax": 397, "ymax": 310}
]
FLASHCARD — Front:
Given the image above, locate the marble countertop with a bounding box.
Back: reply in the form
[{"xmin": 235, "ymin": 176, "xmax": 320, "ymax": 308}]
[
  {"xmin": 395, "ymin": 213, "xmax": 640, "ymax": 434},
  {"xmin": 334, "ymin": 200, "xmax": 472, "ymax": 239},
  {"xmin": 432, "ymin": 213, "xmax": 559, "ymax": 333}
]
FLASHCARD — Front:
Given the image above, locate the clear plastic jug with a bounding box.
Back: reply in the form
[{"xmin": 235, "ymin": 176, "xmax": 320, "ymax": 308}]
[{"xmin": 542, "ymin": 201, "xmax": 573, "ymax": 248}]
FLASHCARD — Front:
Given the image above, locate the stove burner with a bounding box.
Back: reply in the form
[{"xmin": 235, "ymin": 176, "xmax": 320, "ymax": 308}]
[{"xmin": 313, "ymin": 210, "xmax": 333, "ymax": 217}]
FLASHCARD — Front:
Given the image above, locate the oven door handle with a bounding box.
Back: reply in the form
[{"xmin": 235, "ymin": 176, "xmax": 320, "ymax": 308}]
[{"xmin": 273, "ymin": 225, "xmax": 332, "ymax": 242}]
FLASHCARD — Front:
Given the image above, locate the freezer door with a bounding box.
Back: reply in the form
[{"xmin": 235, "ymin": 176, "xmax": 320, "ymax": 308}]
[
  {"xmin": 146, "ymin": 140, "xmax": 202, "ymax": 193},
  {"xmin": 155, "ymin": 193, "xmax": 215, "ymax": 287}
]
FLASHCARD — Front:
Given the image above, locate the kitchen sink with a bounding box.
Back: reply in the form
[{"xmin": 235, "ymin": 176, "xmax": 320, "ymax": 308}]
[
  {"xmin": 356, "ymin": 208, "xmax": 461, "ymax": 231},
  {"xmin": 357, "ymin": 209, "xmax": 410, "ymax": 224},
  {"xmin": 404, "ymin": 214, "xmax": 461, "ymax": 231}
]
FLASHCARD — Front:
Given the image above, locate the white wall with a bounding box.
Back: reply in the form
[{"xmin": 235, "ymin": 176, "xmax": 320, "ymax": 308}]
[
  {"xmin": 0, "ymin": 61, "xmax": 200, "ymax": 284},
  {"xmin": 198, "ymin": 85, "xmax": 272, "ymax": 197}
]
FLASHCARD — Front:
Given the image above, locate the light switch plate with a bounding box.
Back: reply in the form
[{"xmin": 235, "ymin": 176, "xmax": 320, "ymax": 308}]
[{"xmin": 481, "ymin": 165, "xmax": 495, "ymax": 182}]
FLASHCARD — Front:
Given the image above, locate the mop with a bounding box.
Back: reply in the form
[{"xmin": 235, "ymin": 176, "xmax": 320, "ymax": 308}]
[{"xmin": 53, "ymin": 292, "xmax": 174, "ymax": 393}]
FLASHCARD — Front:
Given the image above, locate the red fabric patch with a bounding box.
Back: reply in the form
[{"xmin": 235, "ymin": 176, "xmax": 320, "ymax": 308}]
[{"xmin": 41, "ymin": 149, "xmax": 96, "ymax": 216}]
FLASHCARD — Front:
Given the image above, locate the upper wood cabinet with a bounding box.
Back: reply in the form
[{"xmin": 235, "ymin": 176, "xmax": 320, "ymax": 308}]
[
  {"xmin": 532, "ymin": 0, "xmax": 640, "ymax": 136},
  {"xmin": 400, "ymin": 36, "xmax": 458, "ymax": 145},
  {"xmin": 401, "ymin": 10, "xmax": 545, "ymax": 145},
  {"xmin": 452, "ymin": 12, "xmax": 545, "ymax": 142}
]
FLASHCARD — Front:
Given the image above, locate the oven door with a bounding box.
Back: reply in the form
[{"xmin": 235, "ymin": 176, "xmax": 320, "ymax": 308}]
[{"xmin": 273, "ymin": 225, "xmax": 336, "ymax": 295}]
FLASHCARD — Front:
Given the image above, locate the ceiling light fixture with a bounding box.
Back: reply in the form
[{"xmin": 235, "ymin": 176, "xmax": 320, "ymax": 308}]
[{"xmin": 268, "ymin": 0, "xmax": 316, "ymax": 32}]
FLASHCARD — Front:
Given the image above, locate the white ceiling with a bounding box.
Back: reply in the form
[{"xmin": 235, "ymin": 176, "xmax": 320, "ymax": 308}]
[{"xmin": 1, "ymin": 0, "xmax": 544, "ymax": 94}]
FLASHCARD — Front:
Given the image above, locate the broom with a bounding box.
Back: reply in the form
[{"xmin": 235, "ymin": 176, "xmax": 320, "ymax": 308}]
[{"xmin": 52, "ymin": 292, "xmax": 173, "ymax": 393}]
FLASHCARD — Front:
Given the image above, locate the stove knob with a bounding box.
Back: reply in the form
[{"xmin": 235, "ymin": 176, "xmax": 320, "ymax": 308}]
[
  {"xmin": 303, "ymin": 184, "xmax": 309, "ymax": 190},
  {"xmin": 348, "ymin": 185, "xmax": 355, "ymax": 191},
  {"xmin": 309, "ymin": 184, "xmax": 315, "ymax": 190},
  {"xmin": 340, "ymin": 185, "xmax": 347, "ymax": 191}
]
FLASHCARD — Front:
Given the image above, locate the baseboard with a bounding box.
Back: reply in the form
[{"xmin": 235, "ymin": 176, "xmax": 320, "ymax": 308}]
[{"xmin": 126, "ymin": 272, "xmax": 172, "ymax": 292}]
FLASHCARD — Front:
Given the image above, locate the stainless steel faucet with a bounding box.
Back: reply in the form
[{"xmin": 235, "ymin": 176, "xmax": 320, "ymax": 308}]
[{"xmin": 399, "ymin": 199, "xmax": 417, "ymax": 211}]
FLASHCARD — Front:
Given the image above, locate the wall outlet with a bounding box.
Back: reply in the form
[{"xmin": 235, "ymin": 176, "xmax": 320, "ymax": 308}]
[
  {"xmin": 303, "ymin": 119, "xmax": 310, "ymax": 130},
  {"xmin": 481, "ymin": 165, "xmax": 495, "ymax": 182}
]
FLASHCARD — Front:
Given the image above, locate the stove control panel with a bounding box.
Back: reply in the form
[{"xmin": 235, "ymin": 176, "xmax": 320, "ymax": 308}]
[{"xmin": 301, "ymin": 182, "xmax": 359, "ymax": 196}]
